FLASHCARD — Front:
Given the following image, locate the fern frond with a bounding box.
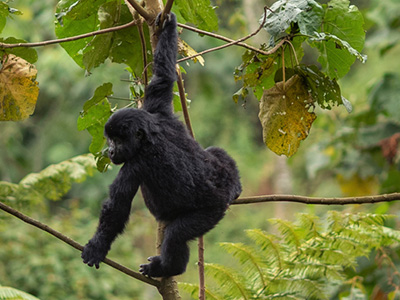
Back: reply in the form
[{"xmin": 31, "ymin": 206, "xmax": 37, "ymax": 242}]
[
  {"xmin": 220, "ymin": 242, "xmax": 267, "ymax": 288},
  {"xmin": 179, "ymin": 212, "xmax": 400, "ymax": 300},
  {"xmin": 382, "ymin": 226, "xmax": 400, "ymax": 244},
  {"xmin": 205, "ymin": 263, "xmax": 251, "ymax": 300},
  {"xmin": 269, "ymin": 219, "xmax": 304, "ymax": 250},
  {"xmin": 287, "ymin": 257, "xmax": 344, "ymax": 281},
  {"xmin": 0, "ymin": 286, "xmax": 40, "ymax": 300},
  {"xmin": 297, "ymin": 213, "xmax": 322, "ymax": 239},
  {"xmin": 264, "ymin": 291, "xmax": 302, "ymax": 299},
  {"xmin": 266, "ymin": 276, "xmax": 327, "ymax": 300},
  {"xmin": 178, "ymin": 282, "xmax": 223, "ymax": 300},
  {"xmin": 246, "ymin": 229, "xmax": 284, "ymax": 269}
]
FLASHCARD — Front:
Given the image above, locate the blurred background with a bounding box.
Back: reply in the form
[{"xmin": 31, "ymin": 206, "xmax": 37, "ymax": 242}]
[{"xmin": 1, "ymin": 0, "xmax": 400, "ymax": 299}]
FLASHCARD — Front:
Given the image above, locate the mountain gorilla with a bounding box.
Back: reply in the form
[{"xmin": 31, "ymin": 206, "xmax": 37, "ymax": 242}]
[{"xmin": 81, "ymin": 12, "xmax": 242, "ymax": 278}]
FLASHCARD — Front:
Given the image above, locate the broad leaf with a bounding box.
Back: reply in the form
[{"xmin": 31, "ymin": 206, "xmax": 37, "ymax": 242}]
[
  {"xmin": 309, "ymin": 0, "xmax": 366, "ymax": 79},
  {"xmin": 295, "ymin": 65, "xmax": 347, "ymax": 111},
  {"xmin": 55, "ymin": 0, "xmax": 147, "ymax": 73},
  {"xmin": 0, "ymin": 37, "xmax": 38, "ymax": 63},
  {"xmin": 258, "ymin": 75, "xmax": 316, "ymax": 157},
  {"xmin": 173, "ymin": 0, "xmax": 218, "ymax": 32},
  {"xmin": 0, "ymin": 54, "xmax": 39, "ymax": 121},
  {"xmin": 0, "ymin": 154, "xmax": 96, "ymax": 203},
  {"xmin": 77, "ymin": 83, "xmax": 113, "ymax": 154},
  {"xmin": 0, "ymin": 3, "xmax": 22, "ymax": 34},
  {"xmin": 260, "ymin": 0, "xmax": 323, "ymax": 38}
]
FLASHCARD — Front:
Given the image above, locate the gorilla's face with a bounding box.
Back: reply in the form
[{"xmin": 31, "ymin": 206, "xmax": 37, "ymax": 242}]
[{"xmin": 104, "ymin": 109, "xmax": 148, "ymax": 165}]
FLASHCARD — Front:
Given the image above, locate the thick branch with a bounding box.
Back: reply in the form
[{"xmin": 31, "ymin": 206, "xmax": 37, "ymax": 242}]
[
  {"xmin": 0, "ymin": 201, "xmax": 160, "ymax": 288},
  {"xmin": 163, "ymin": 0, "xmax": 174, "ymax": 17},
  {"xmin": 232, "ymin": 193, "xmax": 400, "ymax": 206},
  {"xmin": 0, "ymin": 21, "xmax": 137, "ymax": 49}
]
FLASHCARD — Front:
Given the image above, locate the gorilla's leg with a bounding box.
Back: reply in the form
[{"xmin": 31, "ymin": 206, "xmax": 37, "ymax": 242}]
[{"xmin": 140, "ymin": 206, "xmax": 227, "ymax": 277}]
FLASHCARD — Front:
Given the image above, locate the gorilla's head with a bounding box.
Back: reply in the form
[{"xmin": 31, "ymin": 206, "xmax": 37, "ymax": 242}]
[{"xmin": 104, "ymin": 108, "xmax": 157, "ymax": 164}]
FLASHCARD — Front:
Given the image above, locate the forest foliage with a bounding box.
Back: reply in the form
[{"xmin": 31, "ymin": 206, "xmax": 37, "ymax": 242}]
[{"xmin": 1, "ymin": 0, "xmax": 400, "ymax": 299}]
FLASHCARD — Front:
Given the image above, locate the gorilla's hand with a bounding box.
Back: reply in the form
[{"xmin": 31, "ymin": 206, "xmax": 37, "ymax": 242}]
[{"xmin": 81, "ymin": 240, "xmax": 109, "ymax": 269}]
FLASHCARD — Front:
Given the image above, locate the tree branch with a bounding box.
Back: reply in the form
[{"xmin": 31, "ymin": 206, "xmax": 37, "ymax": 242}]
[
  {"xmin": 163, "ymin": 0, "xmax": 174, "ymax": 17},
  {"xmin": 232, "ymin": 193, "xmax": 400, "ymax": 205},
  {"xmin": 0, "ymin": 20, "xmax": 137, "ymax": 49},
  {"xmin": 177, "ymin": 22, "xmax": 270, "ymax": 56},
  {"xmin": 125, "ymin": 0, "xmax": 151, "ymax": 21},
  {"xmin": 175, "ymin": 65, "xmax": 205, "ymax": 300},
  {"xmin": 177, "ymin": 7, "xmax": 275, "ymax": 63},
  {"xmin": 0, "ymin": 201, "xmax": 160, "ymax": 288}
]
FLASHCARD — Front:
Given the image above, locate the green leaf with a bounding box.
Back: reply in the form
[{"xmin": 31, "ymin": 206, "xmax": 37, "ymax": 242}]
[
  {"xmin": 309, "ymin": 32, "xmax": 367, "ymax": 63},
  {"xmin": 181, "ymin": 212, "xmax": 400, "ymax": 300},
  {"xmin": 55, "ymin": 0, "xmax": 143, "ymax": 72},
  {"xmin": 0, "ymin": 286, "xmax": 41, "ymax": 300},
  {"xmin": 260, "ymin": 0, "xmax": 322, "ymax": 38},
  {"xmin": 0, "ymin": 37, "xmax": 38, "ymax": 63},
  {"xmin": 77, "ymin": 83, "xmax": 113, "ymax": 154},
  {"xmin": 368, "ymin": 73, "xmax": 400, "ymax": 121},
  {"xmin": 234, "ymin": 52, "xmax": 277, "ymax": 101},
  {"xmin": 0, "ymin": 2, "xmax": 9, "ymax": 34},
  {"xmin": 0, "ymin": 154, "xmax": 96, "ymax": 203},
  {"xmin": 309, "ymin": 0, "xmax": 366, "ymax": 79},
  {"xmin": 55, "ymin": 0, "xmax": 107, "ymax": 68},
  {"xmin": 205, "ymin": 263, "xmax": 250, "ymax": 299},
  {"xmin": 109, "ymin": 6, "xmax": 151, "ymax": 77},
  {"xmin": 173, "ymin": 0, "xmax": 218, "ymax": 32},
  {"xmin": 81, "ymin": 2, "xmax": 116, "ymax": 72},
  {"xmin": 295, "ymin": 65, "xmax": 346, "ymax": 111},
  {"xmin": 179, "ymin": 283, "xmax": 223, "ymax": 300}
]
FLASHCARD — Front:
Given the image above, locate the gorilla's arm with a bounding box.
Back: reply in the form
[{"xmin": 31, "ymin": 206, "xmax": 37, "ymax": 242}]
[
  {"xmin": 143, "ymin": 13, "xmax": 178, "ymax": 116},
  {"xmin": 82, "ymin": 163, "xmax": 140, "ymax": 268}
]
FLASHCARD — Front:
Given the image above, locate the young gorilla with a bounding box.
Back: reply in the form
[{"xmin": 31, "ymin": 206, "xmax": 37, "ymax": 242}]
[{"xmin": 81, "ymin": 12, "xmax": 242, "ymax": 278}]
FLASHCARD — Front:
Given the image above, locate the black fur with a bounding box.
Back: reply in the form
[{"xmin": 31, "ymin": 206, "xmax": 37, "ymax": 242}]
[{"xmin": 81, "ymin": 12, "xmax": 242, "ymax": 278}]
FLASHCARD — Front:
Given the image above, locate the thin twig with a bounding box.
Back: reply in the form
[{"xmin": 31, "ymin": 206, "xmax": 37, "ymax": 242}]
[
  {"xmin": 232, "ymin": 193, "xmax": 400, "ymax": 205},
  {"xmin": 176, "ymin": 66, "xmax": 194, "ymax": 137},
  {"xmin": 0, "ymin": 20, "xmax": 137, "ymax": 49},
  {"xmin": 0, "ymin": 201, "xmax": 160, "ymax": 288},
  {"xmin": 177, "ymin": 22, "xmax": 270, "ymax": 56},
  {"xmin": 175, "ymin": 65, "xmax": 206, "ymax": 300},
  {"xmin": 137, "ymin": 20, "xmax": 148, "ymax": 85},
  {"xmin": 177, "ymin": 6, "xmax": 271, "ymax": 63}
]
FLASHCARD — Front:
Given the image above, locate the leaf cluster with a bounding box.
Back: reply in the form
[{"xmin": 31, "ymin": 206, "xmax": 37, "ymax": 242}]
[
  {"xmin": 0, "ymin": 154, "xmax": 96, "ymax": 205},
  {"xmin": 234, "ymin": 0, "xmax": 366, "ymax": 157},
  {"xmin": 181, "ymin": 212, "xmax": 400, "ymax": 300}
]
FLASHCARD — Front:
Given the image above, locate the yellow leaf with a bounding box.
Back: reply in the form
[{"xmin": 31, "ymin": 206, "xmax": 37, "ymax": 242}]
[
  {"xmin": 258, "ymin": 75, "xmax": 316, "ymax": 157},
  {"xmin": 0, "ymin": 54, "xmax": 39, "ymax": 121},
  {"xmin": 178, "ymin": 38, "xmax": 205, "ymax": 66}
]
